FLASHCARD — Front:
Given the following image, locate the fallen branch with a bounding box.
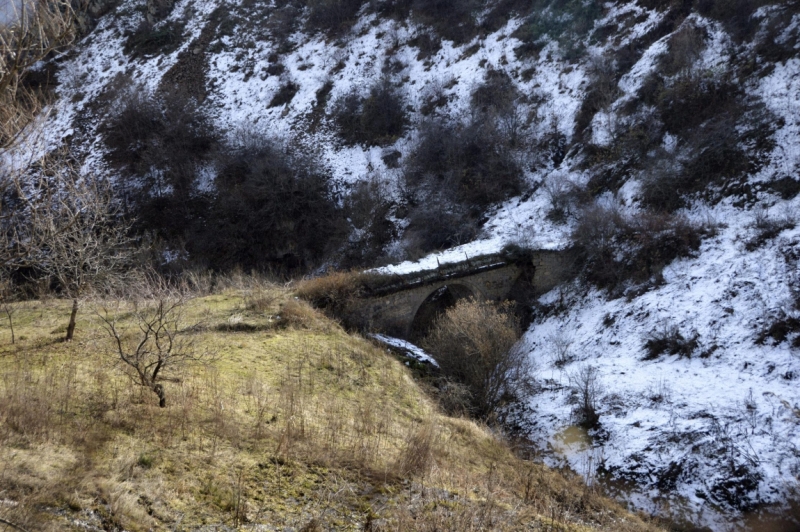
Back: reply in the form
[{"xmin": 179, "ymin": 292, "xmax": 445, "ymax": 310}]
[{"xmin": 0, "ymin": 516, "xmax": 30, "ymax": 532}]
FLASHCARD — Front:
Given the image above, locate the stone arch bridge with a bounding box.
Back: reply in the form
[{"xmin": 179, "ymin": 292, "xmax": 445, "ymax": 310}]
[{"xmin": 351, "ymin": 249, "xmax": 571, "ymax": 341}]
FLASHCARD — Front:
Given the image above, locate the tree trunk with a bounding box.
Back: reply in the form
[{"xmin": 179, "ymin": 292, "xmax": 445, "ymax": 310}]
[
  {"xmin": 65, "ymin": 298, "xmax": 78, "ymax": 342},
  {"xmin": 153, "ymin": 383, "xmax": 166, "ymax": 408},
  {"xmin": 4, "ymin": 306, "xmax": 14, "ymax": 344}
]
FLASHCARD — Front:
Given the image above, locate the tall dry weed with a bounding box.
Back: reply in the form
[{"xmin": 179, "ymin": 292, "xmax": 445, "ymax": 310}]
[
  {"xmin": 394, "ymin": 421, "xmax": 438, "ymax": 478},
  {"xmin": 295, "ymin": 270, "xmax": 367, "ymax": 311},
  {"xmin": 423, "ymin": 299, "xmax": 534, "ymax": 420},
  {"xmin": 0, "ymin": 0, "xmax": 77, "ymax": 148}
]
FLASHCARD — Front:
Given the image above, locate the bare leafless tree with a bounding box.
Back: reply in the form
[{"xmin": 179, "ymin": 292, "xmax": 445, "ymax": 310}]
[
  {"xmin": 423, "ymin": 299, "xmax": 536, "ymax": 421},
  {"xmin": 99, "ymin": 292, "xmax": 212, "ymax": 407},
  {"xmin": 0, "ymin": 275, "xmax": 17, "ymax": 344},
  {"xmin": 568, "ymin": 365, "xmax": 603, "ymax": 428},
  {"xmin": 0, "ymin": 170, "xmax": 26, "ymax": 343},
  {"xmin": 547, "ymin": 330, "xmax": 574, "ymax": 367},
  {"xmin": 0, "ymin": 0, "xmax": 77, "ymax": 148},
  {"xmin": 3, "ymin": 154, "xmax": 135, "ymax": 341}
]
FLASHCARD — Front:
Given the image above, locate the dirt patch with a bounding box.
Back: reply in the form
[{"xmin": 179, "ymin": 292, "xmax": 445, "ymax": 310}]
[{"xmin": 158, "ymin": 13, "xmax": 220, "ymax": 101}]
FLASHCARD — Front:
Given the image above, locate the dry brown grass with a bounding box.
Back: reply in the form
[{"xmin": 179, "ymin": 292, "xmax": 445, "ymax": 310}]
[
  {"xmin": 295, "ymin": 270, "xmax": 369, "ymax": 311},
  {"xmin": 0, "ymin": 0, "xmax": 77, "ymax": 149},
  {"xmin": 0, "ymin": 286, "xmax": 665, "ymax": 531}
]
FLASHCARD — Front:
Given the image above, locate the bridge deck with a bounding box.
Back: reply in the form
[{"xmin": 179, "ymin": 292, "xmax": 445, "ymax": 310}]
[{"xmin": 362, "ymin": 253, "xmax": 511, "ymax": 298}]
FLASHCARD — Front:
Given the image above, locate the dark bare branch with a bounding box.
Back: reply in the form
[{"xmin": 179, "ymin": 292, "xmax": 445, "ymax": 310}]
[{"xmin": 99, "ymin": 288, "xmax": 214, "ymax": 407}]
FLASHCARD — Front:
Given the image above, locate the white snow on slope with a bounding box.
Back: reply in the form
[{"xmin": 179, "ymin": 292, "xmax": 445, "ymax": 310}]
[
  {"xmin": 370, "ymin": 334, "xmax": 439, "ymax": 366},
  {"xmin": 523, "ymin": 196, "xmax": 800, "ymax": 530}
]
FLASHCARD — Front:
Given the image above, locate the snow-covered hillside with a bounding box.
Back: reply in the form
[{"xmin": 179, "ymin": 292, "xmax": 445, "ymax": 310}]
[{"xmin": 5, "ymin": 0, "xmax": 800, "ymax": 529}]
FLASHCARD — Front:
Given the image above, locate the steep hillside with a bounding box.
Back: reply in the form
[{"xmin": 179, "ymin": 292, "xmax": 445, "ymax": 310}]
[
  {"xmin": 0, "ymin": 285, "xmax": 662, "ymax": 531},
  {"xmin": 3, "ymin": 0, "xmax": 800, "ymax": 529}
]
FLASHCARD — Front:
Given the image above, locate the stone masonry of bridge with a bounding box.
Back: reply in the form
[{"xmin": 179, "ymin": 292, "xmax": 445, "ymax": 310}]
[{"xmin": 349, "ymin": 249, "xmax": 571, "ymax": 339}]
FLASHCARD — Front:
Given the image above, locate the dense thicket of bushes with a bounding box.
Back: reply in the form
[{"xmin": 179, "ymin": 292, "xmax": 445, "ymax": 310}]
[
  {"xmin": 423, "ymin": 299, "xmax": 533, "ymax": 420},
  {"xmin": 305, "ymin": 0, "xmax": 364, "ymax": 35},
  {"xmin": 102, "ymin": 83, "xmax": 217, "ymax": 242},
  {"xmin": 633, "ymin": 67, "xmax": 774, "ymax": 210},
  {"xmin": 405, "ymin": 118, "xmax": 522, "ymax": 206},
  {"xmin": 572, "ymin": 203, "xmax": 707, "ymax": 293},
  {"xmin": 576, "ymin": 14, "xmax": 777, "ymax": 209},
  {"xmin": 402, "ymin": 189, "xmax": 478, "ymax": 254},
  {"xmin": 401, "ymin": 116, "xmax": 524, "ymax": 253},
  {"xmin": 123, "ymin": 20, "xmax": 185, "ymax": 58},
  {"xmin": 102, "ymin": 86, "xmax": 348, "ymax": 273},
  {"xmin": 368, "ymin": 0, "xmax": 479, "ymax": 43},
  {"xmin": 369, "ymin": 0, "xmax": 532, "ymax": 43},
  {"xmin": 401, "ymin": 70, "xmax": 526, "ymax": 254},
  {"xmin": 340, "ymin": 179, "xmax": 396, "ymax": 267},
  {"xmin": 330, "ymin": 80, "xmax": 408, "ymax": 146},
  {"xmin": 193, "ymin": 136, "xmax": 347, "ymax": 271}
]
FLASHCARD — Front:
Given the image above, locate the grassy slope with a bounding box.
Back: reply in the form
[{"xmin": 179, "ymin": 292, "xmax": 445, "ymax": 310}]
[{"xmin": 0, "ymin": 284, "xmax": 663, "ymax": 531}]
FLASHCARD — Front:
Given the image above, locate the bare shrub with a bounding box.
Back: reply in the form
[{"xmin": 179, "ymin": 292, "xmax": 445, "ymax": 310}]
[
  {"xmin": 645, "ymin": 378, "xmax": 673, "ymax": 405},
  {"xmin": 755, "ymin": 310, "xmax": 800, "ymax": 348},
  {"xmin": 394, "ymin": 421, "xmax": 438, "ymax": 477},
  {"xmin": 330, "ymin": 79, "xmax": 408, "ymax": 146},
  {"xmin": 652, "ymin": 71, "xmax": 742, "ymax": 136},
  {"xmin": 643, "ymin": 323, "xmax": 699, "ymax": 360},
  {"xmin": 639, "ymin": 156, "xmax": 685, "ymax": 212},
  {"xmin": 573, "ymin": 202, "xmax": 706, "ymax": 293},
  {"xmin": 574, "ymin": 55, "xmax": 620, "ymax": 139},
  {"xmin": 696, "ymin": 0, "xmax": 768, "ymax": 42},
  {"xmin": 512, "ymin": 0, "xmax": 603, "ymax": 59},
  {"xmin": 568, "ymin": 365, "xmax": 602, "ymax": 428},
  {"xmin": 340, "ymin": 176, "xmax": 396, "ymax": 267},
  {"xmin": 245, "ymin": 292, "xmax": 279, "ymax": 314},
  {"xmin": 744, "ymin": 206, "xmax": 796, "ymax": 251},
  {"xmin": 419, "ymin": 79, "xmax": 450, "ymax": 116},
  {"xmin": 295, "ymin": 270, "xmax": 367, "ymax": 312},
  {"xmin": 548, "ymin": 331, "xmax": 574, "ymax": 367},
  {"xmin": 410, "ymin": 0, "xmax": 480, "ymax": 43},
  {"xmin": 433, "ymin": 378, "xmax": 473, "ymax": 417},
  {"xmin": 659, "ymin": 22, "xmax": 706, "ymax": 77},
  {"xmin": 407, "ymin": 29, "xmax": 442, "ymax": 60},
  {"xmin": 369, "ymin": 0, "xmax": 484, "ymax": 44},
  {"xmin": 306, "ymin": 0, "xmax": 364, "ymax": 36},
  {"xmin": 423, "ymin": 299, "xmax": 534, "ymax": 420},
  {"xmin": 277, "ymin": 299, "xmax": 328, "ymax": 330},
  {"xmin": 268, "ymin": 79, "xmax": 299, "ymax": 108},
  {"xmin": 2, "ymin": 154, "xmax": 136, "ymax": 341},
  {"xmin": 471, "ymin": 68, "xmax": 527, "ymax": 148},
  {"xmin": 0, "ymin": 278, "xmax": 17, "ymax": 344},
  {"xmin": 264, "ymin": 3, "xmax": 303, "ymax": 53},
  {"xmin": 99, "ymin": 293, "xmax": 213, "ymax": 408},
  {"xmin": 123, "ymin": 19, "xmax": 184, "ymax": 58},
  {"xmin": 543, "ymin": 174, "xmax": 584, "ymax": 223},
  {"xmin": 199, "ymin": 132, "xmax": 347, "ymax": 272},
  {"xmin": 471, "ymin": 68, "xmax": 519, "ymax": 118}
]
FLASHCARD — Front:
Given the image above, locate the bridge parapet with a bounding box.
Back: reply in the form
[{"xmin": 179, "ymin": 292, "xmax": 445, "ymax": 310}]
[
  {"xmin": 343, "ymin": 248, "xmax": 573, "ymax": 340},
  {"xmin": 362, "ymin": 253, "xmax": 511, "ymax": 298}
]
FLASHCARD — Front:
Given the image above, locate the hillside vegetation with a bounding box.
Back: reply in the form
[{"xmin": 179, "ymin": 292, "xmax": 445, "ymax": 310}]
[{"xmin": 0, "ymin": 279, "xmax": 662, "ymax": 531}]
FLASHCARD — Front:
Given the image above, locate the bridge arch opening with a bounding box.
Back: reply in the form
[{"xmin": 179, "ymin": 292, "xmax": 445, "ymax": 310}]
[{"xmin": 409, "ymin": 284, "xmax": 475, "ymax": 342}]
